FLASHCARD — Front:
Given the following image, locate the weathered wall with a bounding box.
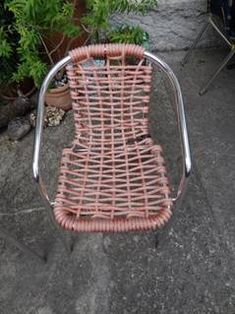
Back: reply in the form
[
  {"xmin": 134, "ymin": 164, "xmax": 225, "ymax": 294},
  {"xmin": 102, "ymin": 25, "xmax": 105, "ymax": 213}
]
[{"xmin": 114, "ymin": 0, "xmax": 220, "ymax": 51}]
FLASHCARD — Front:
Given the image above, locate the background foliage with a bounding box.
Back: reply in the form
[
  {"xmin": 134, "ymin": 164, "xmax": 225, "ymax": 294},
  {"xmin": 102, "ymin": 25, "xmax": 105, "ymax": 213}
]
[
  {"xmin": 0, "ymin": 0, "xmax": 157, "ymax": 88},
  {"xmin": 2, "ymin": 0, "xmax": 80, "ymax": 87},
  {"xmin": 0, "ymin": 3, "xmax": 19, "ymax": 84},
  {"xmin": 83, "ymin": 0, "xmax": 156, "ymax": 44}
]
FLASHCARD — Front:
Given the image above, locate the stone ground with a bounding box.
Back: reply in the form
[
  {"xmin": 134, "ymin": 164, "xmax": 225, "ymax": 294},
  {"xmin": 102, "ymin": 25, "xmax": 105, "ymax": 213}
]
[{"xmin": 0, "ymin": 47, "xmax": 234, "ymax": 314}]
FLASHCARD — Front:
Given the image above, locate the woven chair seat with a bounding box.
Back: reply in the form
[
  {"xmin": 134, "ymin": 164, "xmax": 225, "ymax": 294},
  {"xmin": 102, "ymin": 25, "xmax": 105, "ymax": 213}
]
[
  {"xmin": 53, "ymin": 44, "xmax": 173, "ymax": 232},
  {"xmin": 54, "ymin": 138, "xmax": 172, "ymax": 232}
]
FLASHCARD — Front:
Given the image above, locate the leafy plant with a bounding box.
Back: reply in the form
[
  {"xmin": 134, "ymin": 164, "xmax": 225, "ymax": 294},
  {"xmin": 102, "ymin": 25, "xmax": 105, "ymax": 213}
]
[
  {"xmin": 5, "ymin": 0, "xmax": 80, "ymax": 86},
  {"xmin": 0, "ymin": 3, "xmax": 19, "ymax": 84},
  {"xmin": 108, "ymin": 25, "xmax": 150, "ymax": 47},
  {"xmin": 83, "ymin": 0, "xmax": 157, "ymax": 44},
  {"xmin": 1, "ymin": 0, "xmax": 156, "ymax": 89}
]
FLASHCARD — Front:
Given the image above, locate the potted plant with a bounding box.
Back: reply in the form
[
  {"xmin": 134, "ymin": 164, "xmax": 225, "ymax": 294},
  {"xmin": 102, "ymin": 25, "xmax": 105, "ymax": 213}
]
[
  {"xmin": 5, "ymin": 0, "xmax": 83, "ymax": 110},
  {"xmin": 3, "ymin": 0, "xmax": 156, "ymax": 109}
]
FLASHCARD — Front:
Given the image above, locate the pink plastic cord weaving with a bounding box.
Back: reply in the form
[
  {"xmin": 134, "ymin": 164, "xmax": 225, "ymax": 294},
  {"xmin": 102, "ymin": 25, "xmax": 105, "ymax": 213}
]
[{"xmin": 54, "ymin": 44, "xmax": 173, "ymax": 232}]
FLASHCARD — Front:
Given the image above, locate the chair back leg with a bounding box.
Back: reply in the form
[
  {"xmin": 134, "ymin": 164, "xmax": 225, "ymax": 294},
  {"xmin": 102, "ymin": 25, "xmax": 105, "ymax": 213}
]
[{"xmin": 44, "ymin": 201, "xmax": 72, "ymax": 254}]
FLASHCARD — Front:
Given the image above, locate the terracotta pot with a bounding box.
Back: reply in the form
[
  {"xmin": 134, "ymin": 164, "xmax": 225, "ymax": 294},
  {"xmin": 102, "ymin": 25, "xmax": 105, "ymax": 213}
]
[{"xmin": 45, "ymin": 83, "xmax": 72, "ymax": 111}]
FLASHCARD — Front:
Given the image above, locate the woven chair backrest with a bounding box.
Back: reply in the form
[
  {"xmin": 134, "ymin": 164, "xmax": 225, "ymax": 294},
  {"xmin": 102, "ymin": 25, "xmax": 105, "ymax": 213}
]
[{"xmin": 66, "ymin": 44, "xmax": 153, "ymax": 147}]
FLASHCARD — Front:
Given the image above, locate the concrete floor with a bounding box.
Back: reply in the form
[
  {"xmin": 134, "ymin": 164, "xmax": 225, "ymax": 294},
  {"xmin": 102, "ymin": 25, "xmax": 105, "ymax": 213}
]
[{"xmin": 0, "ymin": 48, "xmax": 234, "ymax": 314}]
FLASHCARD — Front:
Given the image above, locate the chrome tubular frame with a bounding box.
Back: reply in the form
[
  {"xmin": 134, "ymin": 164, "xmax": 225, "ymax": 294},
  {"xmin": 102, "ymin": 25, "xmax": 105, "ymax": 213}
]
[
  {"xmin": 145, "ymin": 52, "xmax": 191, "ymax": 202},
  {"xmin": 33, "ymin": 55, "xmax": 71, "ymax": 206},
  {"xmin": 33, "ymin": 56, "xmax": 72, "ymax": 253},
  {"xmin": 33, "ymin": 51, "xmax": 191, "ymax": 217}
]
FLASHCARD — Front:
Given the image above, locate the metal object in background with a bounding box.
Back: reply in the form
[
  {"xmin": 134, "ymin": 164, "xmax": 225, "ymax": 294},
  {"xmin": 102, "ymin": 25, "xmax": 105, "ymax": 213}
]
[{"xmin": 182, "ymin": 4, "xmax": 235, "ymax": 95}]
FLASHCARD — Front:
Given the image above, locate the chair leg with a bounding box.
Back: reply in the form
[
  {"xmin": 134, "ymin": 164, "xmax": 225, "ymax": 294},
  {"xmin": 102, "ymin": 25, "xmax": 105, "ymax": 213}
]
[
  {"xmin": 0, "ymin": 228, "xmax": 46, "ymax": 263},
  {"xmin": 69, "ymin": 234, "xmax": 75, "ymax": 252},
  {"xmin": 199, "ymin": 47, "xmax": 235, "ymax": 95},
  {"xmin": 181, "ymin": 20, "xmax": 211, "ymax": 66},
  {"xmin": 46, "ymin": 205, "xmax": 72, "ymax": 254},
  {"xmin": 155, "ymin": 212, "xmax": 176, "ymax": 249}
]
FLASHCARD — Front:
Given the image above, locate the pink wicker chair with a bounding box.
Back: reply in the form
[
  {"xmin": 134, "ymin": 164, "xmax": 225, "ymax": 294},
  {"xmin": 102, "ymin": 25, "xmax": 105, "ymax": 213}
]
[{"xmin": 33, "ymin": 44, "xmax": 191, "ymax": 250}]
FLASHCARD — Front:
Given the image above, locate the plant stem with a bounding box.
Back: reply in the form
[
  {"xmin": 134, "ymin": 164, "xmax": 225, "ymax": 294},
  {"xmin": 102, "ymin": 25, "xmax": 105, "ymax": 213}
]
[
  {"xmin": 95, "ymin": 30, "xmax": 99, "ymax": 44},
  {"xmin": 64, "ymin": 32, "xmax": 92, "ymax": 56},
  {"xmin": 48, "ymin": 33, "xmax": 65, "ymax": 59},
  {"xmin": 39, "ymin": 33, "xmax": 54, "ymax": 65}
]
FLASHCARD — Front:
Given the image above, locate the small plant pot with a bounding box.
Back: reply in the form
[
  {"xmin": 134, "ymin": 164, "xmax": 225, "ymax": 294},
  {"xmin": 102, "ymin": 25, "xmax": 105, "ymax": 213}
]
[{"xmin": 45, "ymin": 83, "xmax": 72, "ymax": 111}]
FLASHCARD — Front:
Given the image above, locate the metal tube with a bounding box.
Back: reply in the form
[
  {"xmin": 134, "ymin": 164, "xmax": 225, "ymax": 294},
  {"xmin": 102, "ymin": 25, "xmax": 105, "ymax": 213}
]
[
  {"xmin": 209, "ymin": 16, "xmax": 232, "ymax": 47},
  {"xmin": 182, "ymin": 21, "xmax": 210, "ymax": 66},
  {"xmin": 199, "ymin": 48, "xmax": 235, "ymax": 95},
  {"xmin": 33, "ymin": 55, "xmax": 71, "ymax": 203},
  {"xmin": 144, "ymin": 52, "xmax": 192, "ymax": 202},
  {"xmin": 33, "ymin": 55, "xmax": 72, "ymax": 253}
]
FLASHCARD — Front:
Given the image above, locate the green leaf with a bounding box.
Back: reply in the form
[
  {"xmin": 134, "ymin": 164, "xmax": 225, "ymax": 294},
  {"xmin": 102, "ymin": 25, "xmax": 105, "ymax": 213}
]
[
  {"xmin": 0, "ymin": 39, "xmax": 13, "ymax": 57},
  {"xmin": 108, "ymin": 25, "xmax": 149, "ymax": 45}
]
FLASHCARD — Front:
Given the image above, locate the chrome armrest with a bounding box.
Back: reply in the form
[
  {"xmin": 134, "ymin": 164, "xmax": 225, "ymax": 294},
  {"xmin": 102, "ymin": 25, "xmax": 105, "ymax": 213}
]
[
  {"xmin": 32, "ymin": 56, "xmax": 72, "ymax": 207},
  {"xmin": 144, "ymin": 51, "xmax": 192, "ymax": 202}
]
